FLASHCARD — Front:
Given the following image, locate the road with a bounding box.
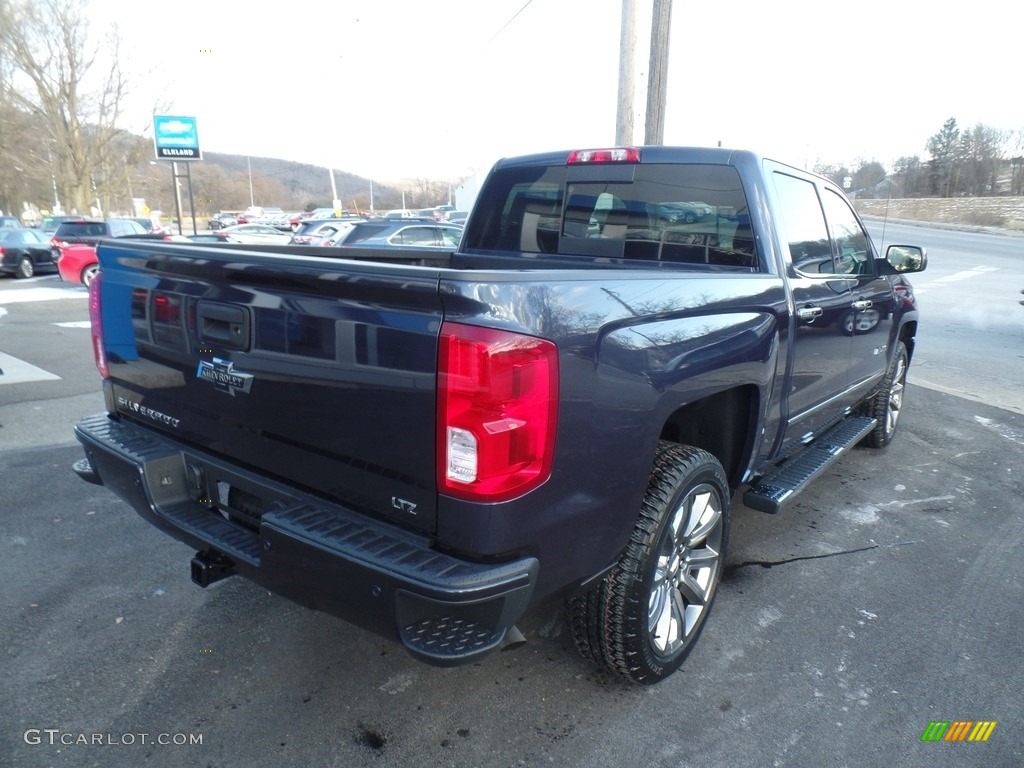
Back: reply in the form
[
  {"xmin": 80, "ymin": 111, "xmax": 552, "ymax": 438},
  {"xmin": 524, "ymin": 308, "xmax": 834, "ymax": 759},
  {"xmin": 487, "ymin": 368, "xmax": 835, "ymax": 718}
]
[
  {"xmin": 1, "ymin": 227, "xmax": 1021, "ymax": 767},
  {"xmin": 866, "ymin": 219, "xmax": 1024, "ymax": 414}
]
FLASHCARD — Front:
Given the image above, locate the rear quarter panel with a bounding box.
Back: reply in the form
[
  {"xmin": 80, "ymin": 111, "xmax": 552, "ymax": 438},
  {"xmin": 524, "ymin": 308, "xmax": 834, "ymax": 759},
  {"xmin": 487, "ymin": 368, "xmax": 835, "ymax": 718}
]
[{"xmin": 435, "ymin": 267, "xmax": 789, "ymax": 598}]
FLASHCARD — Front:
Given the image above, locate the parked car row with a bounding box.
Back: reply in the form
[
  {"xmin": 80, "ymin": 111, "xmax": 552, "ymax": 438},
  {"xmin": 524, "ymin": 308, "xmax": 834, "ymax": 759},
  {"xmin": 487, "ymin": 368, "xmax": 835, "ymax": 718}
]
[
  {"xmin": 289, "ymin": 217, "xmax": 363, "ymax": 245},
  {"xmin": 333, "ymin": 219, "xmax": 463, "ymax": 249},
  {"xmin": 2, "ymin": 213, "xmax": 468, "ymax": 285}
]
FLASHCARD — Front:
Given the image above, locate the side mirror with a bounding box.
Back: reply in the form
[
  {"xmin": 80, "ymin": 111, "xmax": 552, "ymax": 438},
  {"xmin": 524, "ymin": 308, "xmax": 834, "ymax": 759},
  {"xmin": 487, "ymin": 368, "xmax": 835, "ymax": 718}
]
[{"xmin": 885, "ymin": 244, "xmax": 927, "ymax": 273}]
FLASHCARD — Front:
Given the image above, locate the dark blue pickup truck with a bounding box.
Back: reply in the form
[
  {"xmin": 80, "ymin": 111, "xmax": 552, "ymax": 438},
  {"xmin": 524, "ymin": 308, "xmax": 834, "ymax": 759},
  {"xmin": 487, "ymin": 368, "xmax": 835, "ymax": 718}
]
[{"xmin": 72, "ymin": 146, "xmax": 926, "ymax": 684}]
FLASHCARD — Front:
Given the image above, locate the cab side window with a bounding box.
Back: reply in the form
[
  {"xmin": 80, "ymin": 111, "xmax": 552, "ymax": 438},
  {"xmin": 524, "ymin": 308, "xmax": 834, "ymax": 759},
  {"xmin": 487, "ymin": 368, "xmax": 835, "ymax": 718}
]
[
  {"xmin": 771, "ymin": 172, "xmax": 832, "ymax": 274},
  {"xmin": 821, "ymin": 189, "xmax": 874, "ymax": 276}
]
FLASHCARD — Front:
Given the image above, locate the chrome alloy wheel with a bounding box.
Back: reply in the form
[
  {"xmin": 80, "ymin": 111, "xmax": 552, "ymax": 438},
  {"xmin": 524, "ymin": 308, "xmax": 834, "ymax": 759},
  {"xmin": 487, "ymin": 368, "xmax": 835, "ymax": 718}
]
[
  {"xmin": 884, "ymin": 354, "xmax": 907, "ymax": 437},
  {"xmin": 647, "ymin": 483, "xmax": 725, "ymax": 657}
]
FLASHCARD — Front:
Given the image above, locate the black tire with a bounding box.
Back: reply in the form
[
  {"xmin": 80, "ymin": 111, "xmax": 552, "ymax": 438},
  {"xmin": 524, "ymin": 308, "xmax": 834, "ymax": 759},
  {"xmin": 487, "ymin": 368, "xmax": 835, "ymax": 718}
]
[
  {"xmin": 860, "ymin": 341, "xmax": 908, "ymax": 448},
  {"xmin": 16, "ymin": 257, "xmax": 34, "ymax": 279},
  {"xmin": 567, "ymin": 442, "xmax": 730, "ymax": 684},
  {"xmin": 566, "ymin": 585, "xmax": 605, "ymax": 666}
]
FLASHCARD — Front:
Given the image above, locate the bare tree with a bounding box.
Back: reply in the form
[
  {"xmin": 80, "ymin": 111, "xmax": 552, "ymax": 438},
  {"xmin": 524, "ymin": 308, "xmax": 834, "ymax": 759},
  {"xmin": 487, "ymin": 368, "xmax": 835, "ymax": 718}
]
[
  {"xmin": 408, "ymin": 178, "xmax": 450, "ymax": 209},
  {"xmin": 0, "ymin": 0, "xmax": 130, "ymax": 214}
]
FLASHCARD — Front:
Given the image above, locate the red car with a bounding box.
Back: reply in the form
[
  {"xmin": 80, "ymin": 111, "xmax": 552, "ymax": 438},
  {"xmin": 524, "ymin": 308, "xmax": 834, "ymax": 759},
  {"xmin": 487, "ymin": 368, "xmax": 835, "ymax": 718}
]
[
  {"xmin": 56, "ymin": 235, "xmax": 193, "ymax": 286},
  {"xmin": 55, "ymin": 243, "xmax": 99, "ymax": 286}
]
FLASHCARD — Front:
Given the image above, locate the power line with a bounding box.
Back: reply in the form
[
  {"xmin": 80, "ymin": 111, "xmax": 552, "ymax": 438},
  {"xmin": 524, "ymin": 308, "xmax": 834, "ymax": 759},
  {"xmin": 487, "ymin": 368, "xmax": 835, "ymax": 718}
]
[{"xmin": 489, "ymin": 0, "xmax": 535, "ymax": 42}]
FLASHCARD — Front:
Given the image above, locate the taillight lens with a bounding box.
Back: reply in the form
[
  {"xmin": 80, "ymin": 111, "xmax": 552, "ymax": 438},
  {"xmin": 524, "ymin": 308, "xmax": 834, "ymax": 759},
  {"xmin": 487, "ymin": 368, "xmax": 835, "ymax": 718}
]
[
  {"xmin": 438, "ymin": 322, "xmax": 558, "ymax": 502},
  {"xmin": 88, "ymin": 271, "xmax": 109, "ymax": 379}
]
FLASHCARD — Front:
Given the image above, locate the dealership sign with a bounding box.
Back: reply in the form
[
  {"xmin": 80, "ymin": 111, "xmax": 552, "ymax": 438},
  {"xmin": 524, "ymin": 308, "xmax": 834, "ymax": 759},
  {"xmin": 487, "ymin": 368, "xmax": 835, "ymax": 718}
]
[{"xmin": 153, "ymin": 115, "xmax": 201, "ymax": 160}]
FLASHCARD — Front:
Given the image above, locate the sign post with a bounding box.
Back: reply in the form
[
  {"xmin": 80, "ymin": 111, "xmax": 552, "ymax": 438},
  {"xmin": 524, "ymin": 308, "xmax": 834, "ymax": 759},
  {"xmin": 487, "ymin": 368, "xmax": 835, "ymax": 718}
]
[{"xmin": 153, "ymin": 115, "xmax": 201, "ymax": 235}]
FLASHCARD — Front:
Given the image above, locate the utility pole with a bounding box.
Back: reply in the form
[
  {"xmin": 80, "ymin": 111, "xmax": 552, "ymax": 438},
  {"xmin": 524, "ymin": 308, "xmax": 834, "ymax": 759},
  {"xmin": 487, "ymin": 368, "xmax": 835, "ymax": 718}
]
[
  {"xmin": 615, "ymin": 0, "xmax": 636, "ymax": 146},
  {"xmin": 329, "ymin": 168, "xmax": 341, "ymax": 216},
  {"xmin": 247, "ymin": 156, "xmax": 254, "ymax": 206},
  {"xmin": 644, "ymin": 0, "xmax": 673, "ymax": 145}
]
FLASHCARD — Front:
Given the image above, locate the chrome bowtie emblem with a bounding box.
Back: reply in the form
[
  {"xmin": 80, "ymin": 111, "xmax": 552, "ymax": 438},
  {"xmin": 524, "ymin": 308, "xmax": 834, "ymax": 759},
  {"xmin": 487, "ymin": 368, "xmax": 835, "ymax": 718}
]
[{"xmin": 196, "ymin": 357, "xmax": 254, "ymax": 396}]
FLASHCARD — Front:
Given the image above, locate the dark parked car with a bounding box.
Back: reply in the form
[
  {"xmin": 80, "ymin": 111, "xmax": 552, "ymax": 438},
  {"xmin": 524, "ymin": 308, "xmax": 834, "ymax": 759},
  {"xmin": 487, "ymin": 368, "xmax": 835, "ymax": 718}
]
[
  {"xmin": 334, "ymin": 219, "xmax": 463, "ymax": 249},
  {"xmin": 0, "ymin": 228, "xmax": 56, "ymax": 278},
  {"xmin": 38, "ymin": 215, "xmax": 85, "ymax": 234},
  {"xmin": 208, "ymin": 213, "xmax": 238, "ymax": 230},
  {"xmin": 0, "ymin": 215, "xmax": 22, "ymax": 230},
  {"xmin": 49, "ymin": 218, "xmax": 149, "ymax": 259}
]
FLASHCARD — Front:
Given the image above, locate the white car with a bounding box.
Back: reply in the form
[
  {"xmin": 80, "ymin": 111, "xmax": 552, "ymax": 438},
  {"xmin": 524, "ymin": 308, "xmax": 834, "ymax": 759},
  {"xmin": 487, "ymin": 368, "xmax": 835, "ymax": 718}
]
[{"xmin": 214, "ymin": 224, "xmax": 295, "ymax": 245}]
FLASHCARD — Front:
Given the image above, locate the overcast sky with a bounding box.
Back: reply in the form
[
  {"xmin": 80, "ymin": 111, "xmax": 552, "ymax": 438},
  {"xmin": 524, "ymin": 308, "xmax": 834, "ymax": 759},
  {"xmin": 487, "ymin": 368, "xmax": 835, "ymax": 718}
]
[{"xmin": 87, "ymin": 0, "xmax": 1023, "ymax": 182}]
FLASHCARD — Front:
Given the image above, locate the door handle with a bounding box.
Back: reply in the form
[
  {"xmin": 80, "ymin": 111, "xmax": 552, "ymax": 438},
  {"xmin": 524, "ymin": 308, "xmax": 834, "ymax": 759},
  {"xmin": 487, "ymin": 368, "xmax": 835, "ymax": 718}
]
[
  {"xmin": 851, "ymin": 299, "xmax": 873, "ymax": 311},
  {"xmin": 197, "ymin": 301, "xmax": 250, "ymax": 351},
  {"xmin": 797, "ymin": 305, "xmax": 823, "ymax": 322}
]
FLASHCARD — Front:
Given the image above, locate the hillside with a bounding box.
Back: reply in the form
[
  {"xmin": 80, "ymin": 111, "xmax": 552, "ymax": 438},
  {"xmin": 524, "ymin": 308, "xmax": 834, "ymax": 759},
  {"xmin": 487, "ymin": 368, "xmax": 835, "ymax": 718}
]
[
  {"xmin": 202, "ymin": 153, "xmax": 380, "ymax": 209},
  {"xmin": 125, "ymin": 151, "xmax": 458, "ymax": 220}
]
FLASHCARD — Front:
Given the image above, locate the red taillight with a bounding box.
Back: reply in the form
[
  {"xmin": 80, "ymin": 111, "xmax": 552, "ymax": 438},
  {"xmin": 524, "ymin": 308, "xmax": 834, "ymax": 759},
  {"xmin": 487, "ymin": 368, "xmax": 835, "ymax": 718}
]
[
  {"xmin": 88, "ymin": 271, "xmax": 109, "ymax": 379},
  {"xmin": 437, "ymin": 322, "xmax": 558, "ymax": 502},
  {"xmin": 567, "ymin": 147, "xmax": 640, "ymax": 165}
]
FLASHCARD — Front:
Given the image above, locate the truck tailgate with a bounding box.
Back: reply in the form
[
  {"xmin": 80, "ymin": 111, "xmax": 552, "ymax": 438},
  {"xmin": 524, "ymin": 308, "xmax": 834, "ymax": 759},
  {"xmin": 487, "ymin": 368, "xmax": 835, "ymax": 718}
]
[{"xmin": 97, "ymin": 242, "xmax": 444, "ymax": 533}]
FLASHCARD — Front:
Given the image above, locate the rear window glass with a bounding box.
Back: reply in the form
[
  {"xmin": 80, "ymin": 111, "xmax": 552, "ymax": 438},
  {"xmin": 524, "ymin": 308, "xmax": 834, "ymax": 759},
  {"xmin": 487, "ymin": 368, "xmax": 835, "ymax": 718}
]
[
  {"xmin": 462, "ymin": 163, "xmax": 757, "ymax": 270},
  {"xmin": 57, "ymin": 222, "xmax": 107, "ymax": 237},
  {"xmin": 343, "ymin": 223, "xmax": 389, "ymax": 245}
]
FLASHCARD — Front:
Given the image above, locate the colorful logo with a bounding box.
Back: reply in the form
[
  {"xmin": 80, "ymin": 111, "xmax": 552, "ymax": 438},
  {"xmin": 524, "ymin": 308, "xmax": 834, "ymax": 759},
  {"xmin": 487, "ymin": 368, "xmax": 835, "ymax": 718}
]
[{"xmin": 920, "ymin": 721, "xmax": 997, "ymax": 742}]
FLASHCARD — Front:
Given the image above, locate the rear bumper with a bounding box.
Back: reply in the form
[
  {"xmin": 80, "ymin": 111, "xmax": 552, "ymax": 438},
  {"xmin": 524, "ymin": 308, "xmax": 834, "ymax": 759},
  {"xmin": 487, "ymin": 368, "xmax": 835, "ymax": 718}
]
[{"xmin": 74, "ymin": 413, "xmax": 537, "ymax": 666}]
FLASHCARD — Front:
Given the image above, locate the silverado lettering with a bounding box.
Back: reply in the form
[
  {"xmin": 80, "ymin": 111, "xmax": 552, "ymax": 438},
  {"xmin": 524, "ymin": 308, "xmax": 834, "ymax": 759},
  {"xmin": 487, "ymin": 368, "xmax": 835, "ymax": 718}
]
[
  {"xmin": 116, "ymin": 396, "xmax": 180, "ymax": 429},
  {"xmin": 73, "ymin": 146, "xmax": 926, "ymax": 684}
]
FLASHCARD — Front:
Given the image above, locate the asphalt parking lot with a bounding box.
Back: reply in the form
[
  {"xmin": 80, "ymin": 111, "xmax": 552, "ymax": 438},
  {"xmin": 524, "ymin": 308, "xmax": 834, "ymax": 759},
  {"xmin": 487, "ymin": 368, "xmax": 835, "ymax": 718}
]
[
  {"xmin": 2, "ymin": 382, "xmax": 1021, "ymax": 768},
  {"xmin": 2, "ymin": 237, "xmax": 1023, "ymax": 767}
]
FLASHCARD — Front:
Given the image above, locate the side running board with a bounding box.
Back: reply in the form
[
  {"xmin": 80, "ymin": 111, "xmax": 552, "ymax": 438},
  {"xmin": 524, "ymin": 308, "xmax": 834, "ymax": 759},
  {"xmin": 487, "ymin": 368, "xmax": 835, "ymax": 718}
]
[{"xmin": 743, "ymin": 416, "xmax": 877, "ymax": 514}]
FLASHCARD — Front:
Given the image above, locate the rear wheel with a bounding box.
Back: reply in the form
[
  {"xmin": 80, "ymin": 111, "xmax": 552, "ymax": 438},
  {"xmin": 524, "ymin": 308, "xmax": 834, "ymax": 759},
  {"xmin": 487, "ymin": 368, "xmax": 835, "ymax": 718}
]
[
  {"xmin": 16, "ymin": 257, "xmax": 34, "ymax": 278},
  {"xmin": 81, "ymin": 264, "xmax": 98, "ymax": 287},
  {"xmin": 567, "ymin": 442, "xmax": 730, "ymax": 684}
]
